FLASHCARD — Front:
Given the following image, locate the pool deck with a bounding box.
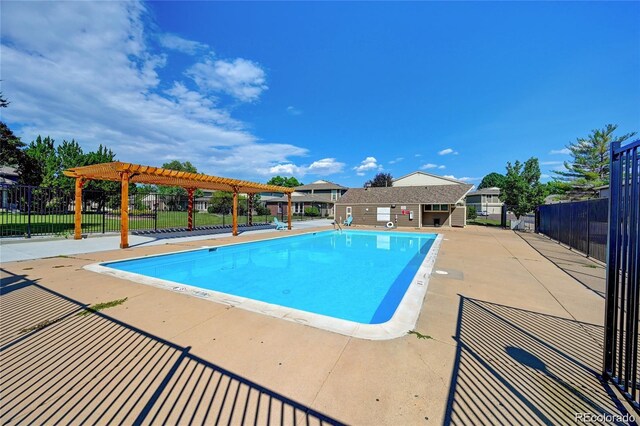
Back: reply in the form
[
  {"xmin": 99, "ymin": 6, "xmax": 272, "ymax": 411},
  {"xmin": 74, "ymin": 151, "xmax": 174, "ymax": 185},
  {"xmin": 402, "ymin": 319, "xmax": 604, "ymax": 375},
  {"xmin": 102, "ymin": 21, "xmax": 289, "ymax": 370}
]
[{"xmin": 0, "ymin": 225, "xmax": 634, "ymax": 424}]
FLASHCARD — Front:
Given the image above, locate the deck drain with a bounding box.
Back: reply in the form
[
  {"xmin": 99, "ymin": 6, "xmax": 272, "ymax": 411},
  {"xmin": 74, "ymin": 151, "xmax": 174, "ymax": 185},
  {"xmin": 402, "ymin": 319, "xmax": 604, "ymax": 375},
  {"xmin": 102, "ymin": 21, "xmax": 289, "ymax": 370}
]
[{"xmin": 434, "ymin": 270, "xmax": 449, "ymax": 275}]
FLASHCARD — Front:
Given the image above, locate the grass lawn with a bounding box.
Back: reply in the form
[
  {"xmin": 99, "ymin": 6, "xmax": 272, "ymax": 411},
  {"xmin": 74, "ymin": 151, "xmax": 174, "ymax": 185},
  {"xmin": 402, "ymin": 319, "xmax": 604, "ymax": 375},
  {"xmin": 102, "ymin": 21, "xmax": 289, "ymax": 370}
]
[{"xmin": 468, "ymin": 218, "xmax": 509, "ymax": 227}]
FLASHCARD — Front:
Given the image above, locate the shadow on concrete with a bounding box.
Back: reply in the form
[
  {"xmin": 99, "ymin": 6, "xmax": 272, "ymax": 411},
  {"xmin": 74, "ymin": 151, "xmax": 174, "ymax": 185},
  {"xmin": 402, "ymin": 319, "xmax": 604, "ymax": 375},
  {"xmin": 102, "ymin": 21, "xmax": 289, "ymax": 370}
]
[
  {"xmin": 516, "ymin": 231, "xmax": 606, "ymax": 299},
  {"xmin": 0, "ymin": 269, "xmax": 344, "ymax": 425},
  {"xmin": 444, "ymin": 296, "xmax": 635, "ymax": 425},
  {"xmin": 128, "ymin": 224, "xmax": 276, "ymax": 248}
]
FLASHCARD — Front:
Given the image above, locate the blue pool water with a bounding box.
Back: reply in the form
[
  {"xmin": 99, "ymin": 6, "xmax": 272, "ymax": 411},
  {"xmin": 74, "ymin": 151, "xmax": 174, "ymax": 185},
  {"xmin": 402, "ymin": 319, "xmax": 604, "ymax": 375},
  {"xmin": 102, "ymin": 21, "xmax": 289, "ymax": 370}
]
[{"xmin": 104, "ymin": 230, "xmax": 437, "ymax": 324}]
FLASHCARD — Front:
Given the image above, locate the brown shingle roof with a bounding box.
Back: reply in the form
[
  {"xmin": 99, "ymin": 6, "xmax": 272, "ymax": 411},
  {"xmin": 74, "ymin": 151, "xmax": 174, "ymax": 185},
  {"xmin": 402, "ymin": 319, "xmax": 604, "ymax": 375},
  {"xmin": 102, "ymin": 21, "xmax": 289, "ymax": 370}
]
[{"xmin": 336, "ymin": 184, "xmax": 473, "ymax": 204}]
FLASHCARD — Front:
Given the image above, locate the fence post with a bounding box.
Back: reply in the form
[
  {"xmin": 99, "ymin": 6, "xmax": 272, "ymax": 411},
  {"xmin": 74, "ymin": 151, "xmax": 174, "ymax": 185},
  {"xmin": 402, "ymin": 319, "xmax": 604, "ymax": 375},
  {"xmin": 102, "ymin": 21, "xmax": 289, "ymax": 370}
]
[
  {"xmin": 154, "ymin": 194, "xmax": 158, "ymax": 232},
  {"xmin": 102, "ymin": 193, "xmax": 106, "ymax": 234},
  {"xmin": 26, "ymin": 186, "xmax": 32, "ymax": 238},
  {"xmin": 586, "ymin": 201, "xmax": 590, "ymax": 258}
]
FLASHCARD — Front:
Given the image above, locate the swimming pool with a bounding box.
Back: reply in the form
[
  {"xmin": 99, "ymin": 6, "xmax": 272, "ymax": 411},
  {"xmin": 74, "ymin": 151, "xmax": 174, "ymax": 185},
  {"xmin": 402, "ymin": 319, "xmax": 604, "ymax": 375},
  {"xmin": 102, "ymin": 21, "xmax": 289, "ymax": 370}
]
[{"xmin": 87, "ymin": 230, "xmax": 442, "ymax": 339}]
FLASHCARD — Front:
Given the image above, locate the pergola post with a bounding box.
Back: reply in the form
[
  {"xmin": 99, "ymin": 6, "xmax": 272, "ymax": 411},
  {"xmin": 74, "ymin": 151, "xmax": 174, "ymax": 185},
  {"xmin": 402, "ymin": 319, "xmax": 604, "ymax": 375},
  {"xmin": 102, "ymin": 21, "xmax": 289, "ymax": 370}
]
[
  {"xmin": 287, "ymin": 193, "xmax": 292, "ymax": 230},
  {"xmin": 120, "ymin": 172, "xmax": 129, "ymax": 249},
  {"xmin": 232, "ymin": 188, "xmax": 239, "ymax": 236},
  {"xmin": 74, "ymin": 177, "xmax": 85, "ymax": 240},
  {"xmin": 187, "ymin": 188, "xmax": 194, "ymax": 231},
  {"xmin": 248, "ymin": 194, "xmax": 254, "ymax": 226}
]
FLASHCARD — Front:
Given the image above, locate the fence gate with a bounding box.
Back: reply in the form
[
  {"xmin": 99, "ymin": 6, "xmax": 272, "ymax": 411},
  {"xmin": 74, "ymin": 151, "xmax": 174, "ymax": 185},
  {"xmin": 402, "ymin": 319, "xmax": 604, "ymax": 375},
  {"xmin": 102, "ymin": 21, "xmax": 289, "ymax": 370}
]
[{"xmin": 603, "ymin": 139, "xmax": 640, "ymax": 409}]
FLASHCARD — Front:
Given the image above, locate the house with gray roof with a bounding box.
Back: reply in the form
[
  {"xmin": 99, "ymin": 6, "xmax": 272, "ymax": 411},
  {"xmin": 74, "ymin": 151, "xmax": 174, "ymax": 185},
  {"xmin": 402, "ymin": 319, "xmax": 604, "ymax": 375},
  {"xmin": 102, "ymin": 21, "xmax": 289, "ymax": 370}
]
[
  {"xmin": 1, "ymin": 166, "xmax": 19, "ymax": 211},
  {"xmin": 262, "ymin": 180, "xmax": 348, "ymax": 217},
  {"xmin": 465, "ymin": 186, "xmax": 503, "ymax": 215},
  {"xmin": 335, "ymin": 172, "xmax": 473, "ymax": 228}
]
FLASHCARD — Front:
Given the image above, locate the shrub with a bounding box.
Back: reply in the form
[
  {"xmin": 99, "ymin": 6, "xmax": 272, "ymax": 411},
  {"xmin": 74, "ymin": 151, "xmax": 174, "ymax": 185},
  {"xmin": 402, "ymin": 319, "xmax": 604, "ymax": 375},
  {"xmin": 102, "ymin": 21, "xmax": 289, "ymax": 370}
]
[
  {"xmin": 467, "ymin": 205, "xmax": 477, "ymax": 220},
  {"xmin": 304, "ymin": 206, "xmax": 320, "ymax": 217},
  {"xmin": 255, "ymin": 204, "xmax": 271, "ymax": 216}
]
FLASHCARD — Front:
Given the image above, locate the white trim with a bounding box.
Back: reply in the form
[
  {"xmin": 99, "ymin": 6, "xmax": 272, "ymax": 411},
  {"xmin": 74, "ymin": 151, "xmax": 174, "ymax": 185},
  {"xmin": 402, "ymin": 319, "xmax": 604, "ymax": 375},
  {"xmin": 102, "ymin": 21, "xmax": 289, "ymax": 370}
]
[{"xmin": 84, "ymin": 230, "xmax": 443, "ymax": 341}]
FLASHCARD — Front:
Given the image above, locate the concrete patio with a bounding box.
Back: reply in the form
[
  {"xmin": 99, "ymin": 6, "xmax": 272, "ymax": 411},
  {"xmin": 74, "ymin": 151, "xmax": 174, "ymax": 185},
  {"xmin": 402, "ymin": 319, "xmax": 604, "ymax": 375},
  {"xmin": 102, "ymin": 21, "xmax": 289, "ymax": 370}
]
[{"xmin": 0, "ymin": 225, "xmax": 634, "ymax": 424}]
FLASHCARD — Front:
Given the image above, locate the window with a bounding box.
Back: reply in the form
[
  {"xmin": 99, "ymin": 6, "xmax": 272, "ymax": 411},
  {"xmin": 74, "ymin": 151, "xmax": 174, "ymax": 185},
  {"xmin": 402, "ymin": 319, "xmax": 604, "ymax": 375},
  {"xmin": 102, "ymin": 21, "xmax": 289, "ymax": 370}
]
[
  {"xmin": 331, "ymin": 190, "xmax": 338, "ymax": 201},
  {"xmin": 346, "ymin": 206, "xmax": 352, "ymax": 216},
  {"xmin": 376, "ymin": 207, "xmax": 391, "ymax": 222},
  {"xmin": 424, "ymin": 204, "xmax": 449, "ymax": 212}
]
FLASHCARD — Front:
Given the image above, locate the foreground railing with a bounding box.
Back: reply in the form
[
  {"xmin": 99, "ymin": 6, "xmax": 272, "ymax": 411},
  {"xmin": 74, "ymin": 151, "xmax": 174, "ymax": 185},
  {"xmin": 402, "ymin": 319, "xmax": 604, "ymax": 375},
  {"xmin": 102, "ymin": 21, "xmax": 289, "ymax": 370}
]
[{"xmin": 603, "ymin": 139, "xmax": 640, "ymax": 411}]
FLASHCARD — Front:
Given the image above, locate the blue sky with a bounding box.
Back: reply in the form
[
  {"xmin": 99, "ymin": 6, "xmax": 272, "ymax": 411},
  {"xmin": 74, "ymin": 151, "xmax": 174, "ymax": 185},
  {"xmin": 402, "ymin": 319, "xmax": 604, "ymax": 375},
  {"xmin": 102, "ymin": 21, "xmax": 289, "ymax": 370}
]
[{"xmin": 1, "ymin": 1, "xmax": 638, "ymax": 187}]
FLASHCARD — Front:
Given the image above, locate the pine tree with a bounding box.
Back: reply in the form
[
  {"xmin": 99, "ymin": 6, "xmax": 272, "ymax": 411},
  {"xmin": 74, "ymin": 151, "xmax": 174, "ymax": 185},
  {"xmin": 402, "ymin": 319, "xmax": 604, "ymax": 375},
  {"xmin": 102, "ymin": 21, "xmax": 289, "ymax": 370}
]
[{"xmin": 554, "ymin": 124, "xmax": 636, "ymax": 198}]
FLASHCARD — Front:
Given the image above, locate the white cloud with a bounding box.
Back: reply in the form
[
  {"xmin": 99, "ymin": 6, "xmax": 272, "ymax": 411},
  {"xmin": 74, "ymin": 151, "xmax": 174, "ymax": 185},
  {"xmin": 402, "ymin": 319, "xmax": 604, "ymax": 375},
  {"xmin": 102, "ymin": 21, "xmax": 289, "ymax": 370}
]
[
  {"xmin": 269, "ymin": 163, "xmax": 304, "ymax": 176},
  {"xmin": 541, "ymin": 174, "xmax": 551, "ymax": 179},
  {"xmin": 414, "ymin": 153, "xmax": 422, "ymax": 157},
  {"xmin": 307, "ymin": 158, "xmax": 344, "ymax": 175},
  {"xmin": 541, "ymin": 160, "xmax": 563, "ymax": 166},
  {"xmin": 549, "ymin": 148, "xmax": 571, "ymax": 155},
  {"xmin": 0, "ymin": 1, "xmax": 329, "ymax": 180},
  {"xmin": 421, "ymin": 163, "xmax": 438, "ymax": 169},
  {"xmin": 443, "ymin": 175, "xmax": 480, "ymax": 182},
  {"xmin": 186, "ymin": 57, "xmax": 267, "ymax": 102},
  {"xmin": 158, "ymin": 33, "xmax": 208, "ymax": 55},
  {"xmin": 353, "ymin": 156, "xmax": 382, "ymax": 176},
  {"xmin": 438, "ymin": 148, "xmax": 459, "ymax": 155},
  {"xmin": 286, "ymin": 106, "xmax": 302, "ymax": 115},
  {"xmin": 388, "ymin": 157, "xmax": 404, "ymax": 164},
  {"xmin": 268, "ymin": 158, "xmax": 344, "ymax": 177}
]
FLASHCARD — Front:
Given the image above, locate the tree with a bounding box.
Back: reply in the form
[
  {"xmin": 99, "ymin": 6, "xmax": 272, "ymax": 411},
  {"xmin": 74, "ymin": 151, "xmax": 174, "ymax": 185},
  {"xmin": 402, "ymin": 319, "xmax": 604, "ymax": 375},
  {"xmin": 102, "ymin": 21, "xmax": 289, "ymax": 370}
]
[
  {"xmin": 467, "ymin": 205, "xmax": 477, "ymax": 220},
  {"xmin": 0, "ymin": 91, "xmax": 9, "ymax": 109},
  {"xmin": 478, "ymin": 172, "xmax": 506, "ymax": 190},
  {"xmin": 500, "ymin": 157, "xmax": 545, "ymax": 219},
  {"xmin": 158, "ymin": 160, "xmax": 202, "ymax": 197},
  {"xmin": 208, "ymin": 191, "xmax": 247, "ymax": 215},
  {"xmin": 554, "ymin": 124, "xmax": 636, "ymax": 198},
  {"xmin": 266, "ymin": 175, "xmax": 302, "ymax": 188},
  {"xmin": 23, "ymin": 136, "xmax": 58, "ymax": 187},
  {"xmin": 364, "ymin": 172, "xmax": 393, "ymax": 188},
  {"xmin": 0, "ymin": 94, "xmax": 33, "ymax": 183}
]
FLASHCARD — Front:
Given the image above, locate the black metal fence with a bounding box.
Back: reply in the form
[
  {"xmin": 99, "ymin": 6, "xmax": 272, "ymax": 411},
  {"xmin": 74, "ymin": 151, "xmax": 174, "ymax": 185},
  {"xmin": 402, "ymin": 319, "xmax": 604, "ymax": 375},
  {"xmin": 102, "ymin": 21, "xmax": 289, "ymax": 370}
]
[
  {"xmin": 0, "ymin": 185, "xmax": 313, "ymax": 238},
  {"xmin": 536, "ymin": 198, "xmax": 609, "ymax": 262},
  {"xmin": 603, "ymin": 139, "xmax": 640, "ymax": 410}
]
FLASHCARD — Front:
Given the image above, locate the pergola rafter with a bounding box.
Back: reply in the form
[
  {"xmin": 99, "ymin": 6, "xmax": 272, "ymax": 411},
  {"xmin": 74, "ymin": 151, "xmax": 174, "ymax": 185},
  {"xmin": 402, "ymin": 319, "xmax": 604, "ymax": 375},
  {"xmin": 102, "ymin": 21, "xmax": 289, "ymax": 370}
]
[{"xmin": 64, "ymin": 161, "xmax": 293, "ymax": 248}]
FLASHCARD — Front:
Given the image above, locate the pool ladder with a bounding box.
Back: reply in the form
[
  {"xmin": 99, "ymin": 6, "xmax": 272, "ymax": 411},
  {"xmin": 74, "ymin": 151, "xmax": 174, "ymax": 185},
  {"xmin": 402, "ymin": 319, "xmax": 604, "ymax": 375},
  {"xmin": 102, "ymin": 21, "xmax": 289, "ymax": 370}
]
[{"xmin": 334, "ymin": 221, "xmax": 343, "ymax": 233}]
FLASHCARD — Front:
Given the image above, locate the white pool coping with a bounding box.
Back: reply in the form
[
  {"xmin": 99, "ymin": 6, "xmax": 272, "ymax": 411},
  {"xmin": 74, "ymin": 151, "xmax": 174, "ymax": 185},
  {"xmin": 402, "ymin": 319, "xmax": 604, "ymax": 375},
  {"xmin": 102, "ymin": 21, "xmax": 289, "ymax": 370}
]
[{"xmin": 84, "ymin": 230, "xmax": 444, "ymax": 340}]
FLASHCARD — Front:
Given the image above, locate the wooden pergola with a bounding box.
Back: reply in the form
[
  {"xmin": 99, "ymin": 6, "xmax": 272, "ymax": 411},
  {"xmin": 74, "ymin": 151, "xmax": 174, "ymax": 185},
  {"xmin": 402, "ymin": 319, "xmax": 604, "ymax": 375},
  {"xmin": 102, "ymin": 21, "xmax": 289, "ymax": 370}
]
[{"xmin": 63, "ymin": 162, "xmax": 294, "ymax": 248}]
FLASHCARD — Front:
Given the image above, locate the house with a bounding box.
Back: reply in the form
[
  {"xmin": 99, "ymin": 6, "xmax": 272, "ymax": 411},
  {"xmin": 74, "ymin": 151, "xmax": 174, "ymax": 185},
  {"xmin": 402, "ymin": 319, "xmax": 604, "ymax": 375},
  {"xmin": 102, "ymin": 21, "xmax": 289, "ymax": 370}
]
[
  {"xmin": 465, "ymin": 187, "xmax": 503, "ymax": 215},
  {"xmin": 262, "ymin": 180, "xmax": 348, "ymax": 217},
  {"xmin": 335, "ymin": 172, "xmax": 473, "ymax": 228},
  {"xmin": 393, "ymin": 171, "xmax": 464, "ymax": 187},
  {"xmin": 0, "ymin": 166, "xmax": 19, "ymax": 211}
]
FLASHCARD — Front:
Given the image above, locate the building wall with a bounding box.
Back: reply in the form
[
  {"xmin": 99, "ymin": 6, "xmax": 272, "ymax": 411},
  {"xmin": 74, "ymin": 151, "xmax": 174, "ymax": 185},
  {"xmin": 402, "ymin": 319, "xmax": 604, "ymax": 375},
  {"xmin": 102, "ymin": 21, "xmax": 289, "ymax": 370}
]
[
  {"xmin": 336, "ymin": 203, "xmax": 421, "ymax": 227},
  {"xmin": 467, "ymin": 202, "xmax": 502, "ymax": 215},
  {"xmin": 394, "ymin": 173, "xmax": 459, "ymax": 187},
  {"xmin": 450, "ymin": 206, "xmax": 466, "ymax": 227},
  {"xmin": 421, "ymin": 211, "xmax": 451, "ymax": 227}
]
